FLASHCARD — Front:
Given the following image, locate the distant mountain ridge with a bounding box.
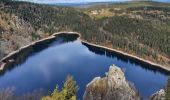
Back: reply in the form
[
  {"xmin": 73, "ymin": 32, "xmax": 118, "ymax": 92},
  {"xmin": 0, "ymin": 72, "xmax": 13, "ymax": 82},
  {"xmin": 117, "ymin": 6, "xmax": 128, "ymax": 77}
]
[
  {"xmin": 49, "ymin": 1, "xmax": 170, "ymax": 8},
  {"xmin": 51, "ymin": 2, "xmax": 114, "ymax": 8}
]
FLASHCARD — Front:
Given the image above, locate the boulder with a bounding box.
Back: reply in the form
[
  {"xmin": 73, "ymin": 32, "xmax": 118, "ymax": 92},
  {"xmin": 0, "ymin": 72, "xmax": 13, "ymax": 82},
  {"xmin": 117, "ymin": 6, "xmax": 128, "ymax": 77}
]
[
  {"xmin": 83, "ymin": 65, "xmax": 140, "ymax": 100},
  {"xmin": 150, "ymin": 89, "xmax": 166, "ymax": 100}
]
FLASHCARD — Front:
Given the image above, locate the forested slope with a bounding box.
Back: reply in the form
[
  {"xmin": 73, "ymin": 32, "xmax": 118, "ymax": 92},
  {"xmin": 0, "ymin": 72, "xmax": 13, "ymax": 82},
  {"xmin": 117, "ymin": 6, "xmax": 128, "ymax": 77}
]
[
  {"xmin": 0, "ymin": 0, "xmax": 104, "ymax": 58},
  {"xmin": 0, "ymin": 0, "xmax": 170, "ymax": 67},
  {"xmin": 84, "ymin": 3, "xmax": 170, "ymax": 67}
]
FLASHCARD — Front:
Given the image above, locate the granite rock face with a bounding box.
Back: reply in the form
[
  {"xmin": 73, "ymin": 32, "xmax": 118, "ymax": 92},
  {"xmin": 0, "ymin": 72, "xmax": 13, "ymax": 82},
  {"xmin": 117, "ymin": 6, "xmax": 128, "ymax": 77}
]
[
  {"xmin": 83, "ymin": 65, "xmax": 140, "ymax": 100},
  {"xmin": 150, "ymin": 89, "xmax": 166, "ymax": 100}
]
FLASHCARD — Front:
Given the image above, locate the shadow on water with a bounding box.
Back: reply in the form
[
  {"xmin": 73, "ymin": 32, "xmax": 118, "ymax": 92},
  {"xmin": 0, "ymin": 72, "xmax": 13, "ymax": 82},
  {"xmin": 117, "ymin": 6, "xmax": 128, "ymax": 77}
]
[
  {"xmin": 82, "ymin": 42, "xmax": 170, "ymax": 75},
  {"xmin": 2, "ymin": 33, "xmax": 169, "ymax": 76},
  {"xmin": 0, "ymin": 33, "xmax": 169, "ymax": 99},
  {"xmin": 0, "ymin": 33, "xmax": 79, "ymax": 76}
]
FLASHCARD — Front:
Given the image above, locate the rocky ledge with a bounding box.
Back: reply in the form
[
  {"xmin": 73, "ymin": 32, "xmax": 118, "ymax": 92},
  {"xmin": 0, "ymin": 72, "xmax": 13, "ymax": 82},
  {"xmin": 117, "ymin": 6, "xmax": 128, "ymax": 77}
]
[
  {"xmin": 150, "ymin": 89, "xmax": 166, "ymax": 100},
  {"xmin": 83, "ymin": 65, "xmax": 140, "ymax": 100}
]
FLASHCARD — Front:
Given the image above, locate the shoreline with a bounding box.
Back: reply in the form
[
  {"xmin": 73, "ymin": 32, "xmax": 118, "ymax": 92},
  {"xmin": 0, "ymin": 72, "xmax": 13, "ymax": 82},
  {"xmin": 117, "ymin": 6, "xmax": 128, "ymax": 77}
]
[
  {"xmin": 0, "ymin": 32, "xmax": 80, "ymax": 70},
  {"xmin": 82, "ymin": 40, "xmax": 170, "ymax": 72},
  {"xmin": 0, "ymin": 31, "xmax": 169, "ymax": 72}
]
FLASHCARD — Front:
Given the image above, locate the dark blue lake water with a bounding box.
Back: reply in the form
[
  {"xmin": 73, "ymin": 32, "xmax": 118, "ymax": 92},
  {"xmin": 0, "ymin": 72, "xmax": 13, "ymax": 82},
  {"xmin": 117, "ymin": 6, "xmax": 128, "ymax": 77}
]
[{"xmin": 0, "ymin": 37, "xmax": 169, "ymax": 99}]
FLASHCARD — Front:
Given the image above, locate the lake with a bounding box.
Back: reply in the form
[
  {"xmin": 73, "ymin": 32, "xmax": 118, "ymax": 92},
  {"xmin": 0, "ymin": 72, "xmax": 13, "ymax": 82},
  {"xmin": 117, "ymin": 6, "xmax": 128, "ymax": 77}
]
[{"xmin": 0, "ymin": 35, "xmax": 169, "ymax": 99}]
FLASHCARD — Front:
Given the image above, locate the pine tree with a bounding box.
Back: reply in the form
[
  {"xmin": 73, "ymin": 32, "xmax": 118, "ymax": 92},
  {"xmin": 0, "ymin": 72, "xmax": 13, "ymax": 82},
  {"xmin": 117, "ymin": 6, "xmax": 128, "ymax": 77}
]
[{"xmin": 42, "ymin": 75, "xmax": 79, "ymax": 100}]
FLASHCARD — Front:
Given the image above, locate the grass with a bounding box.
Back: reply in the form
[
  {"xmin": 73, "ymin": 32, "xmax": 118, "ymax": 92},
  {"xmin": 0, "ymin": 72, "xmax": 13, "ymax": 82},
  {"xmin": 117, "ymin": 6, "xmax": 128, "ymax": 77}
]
[
  {"xmin": 82, "ymin": 1, "xmax": 170, "ymax": 19},
  {"xmin": 82, "ymin": 1, "xmax": 170, "ymax": 11}
]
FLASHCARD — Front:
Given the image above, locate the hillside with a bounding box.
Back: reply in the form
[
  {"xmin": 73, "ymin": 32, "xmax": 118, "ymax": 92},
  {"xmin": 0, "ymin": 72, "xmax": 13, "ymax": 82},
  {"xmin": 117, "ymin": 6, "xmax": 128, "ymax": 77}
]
[
  {"xmin": 82, "ymin": 2, "xmax": 170, "ymax": 67},
  {"xmin": 0, "ymin": 0, "xmax": 103, "ymax": 58},
  {"xmin": 0, "ymin": 0, "xmax": 170, "ymax": 67}
]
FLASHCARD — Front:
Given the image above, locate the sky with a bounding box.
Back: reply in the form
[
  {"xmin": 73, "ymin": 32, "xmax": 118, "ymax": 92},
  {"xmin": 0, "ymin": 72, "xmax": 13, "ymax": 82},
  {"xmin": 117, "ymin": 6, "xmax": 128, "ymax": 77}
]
[{"xmin": 16, "ymin": 0, "xmax": 170, "ymax": 4}]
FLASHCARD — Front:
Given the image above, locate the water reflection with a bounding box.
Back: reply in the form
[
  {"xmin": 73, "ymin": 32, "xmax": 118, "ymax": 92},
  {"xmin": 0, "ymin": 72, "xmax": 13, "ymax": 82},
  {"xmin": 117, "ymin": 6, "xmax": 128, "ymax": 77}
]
[
  {"xmin": 0, "ymin": 36, "xmax": 168, "ymax": 99},
  {"xmin": 82, "ymin": 42, "xmax": 169, "ymax": 75},
  {"xmin": 0, "ymin": 34, "xmax": 78, "ymax": 76}
]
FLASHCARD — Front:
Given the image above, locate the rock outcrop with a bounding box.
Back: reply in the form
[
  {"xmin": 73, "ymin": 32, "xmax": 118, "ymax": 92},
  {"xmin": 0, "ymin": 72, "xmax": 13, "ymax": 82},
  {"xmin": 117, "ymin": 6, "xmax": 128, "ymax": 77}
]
[
  {"xmin": 0, "ymin": 12, "xmax": 35, "ymax": 59},
  {"xmin": 150, "ymin": 89, "xmax": 166, "ymax": 100},
  {"xmin": 83, "ymin": 65, "xmax": 140, "ymax": 100}
]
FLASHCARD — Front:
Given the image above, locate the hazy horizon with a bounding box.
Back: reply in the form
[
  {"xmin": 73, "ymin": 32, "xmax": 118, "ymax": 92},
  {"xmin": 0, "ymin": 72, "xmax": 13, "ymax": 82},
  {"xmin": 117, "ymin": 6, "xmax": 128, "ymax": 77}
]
[{"xmin": 15, "ymin": 0, "xmax": 170, "ymax": 4}]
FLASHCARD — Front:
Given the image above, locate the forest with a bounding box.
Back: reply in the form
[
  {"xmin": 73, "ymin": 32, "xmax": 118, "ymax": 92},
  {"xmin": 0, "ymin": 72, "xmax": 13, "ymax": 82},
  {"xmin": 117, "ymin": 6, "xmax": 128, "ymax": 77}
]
[
  {"xmin": 0, "ymin": 0, "xmax": 170, "ymax": 66},
  {"xmin": 0, "ymin": 0, "xmax": 170, "ymax": 99}
]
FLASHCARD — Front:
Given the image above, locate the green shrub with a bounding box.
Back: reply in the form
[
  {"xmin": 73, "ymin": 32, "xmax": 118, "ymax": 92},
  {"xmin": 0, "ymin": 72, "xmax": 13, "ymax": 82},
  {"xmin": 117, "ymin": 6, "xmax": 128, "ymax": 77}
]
[{"xmin": 42, "ymin": 75, "xmax": 79, "ymax": 100}]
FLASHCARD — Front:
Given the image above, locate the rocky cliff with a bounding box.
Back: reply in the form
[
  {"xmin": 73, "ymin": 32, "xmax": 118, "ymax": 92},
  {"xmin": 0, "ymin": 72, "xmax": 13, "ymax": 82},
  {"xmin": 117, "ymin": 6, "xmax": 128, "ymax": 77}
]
[
  {"xmin": 0, "ymin": 10, "xmax": 36, "ymax": 59},
  {"xmin": 150, "ymin": 89, "xmax": 166, "ymax": 100},
  {"xmin": 83, "ymin": 65, "xmax": 140, "ymax": 100}
]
